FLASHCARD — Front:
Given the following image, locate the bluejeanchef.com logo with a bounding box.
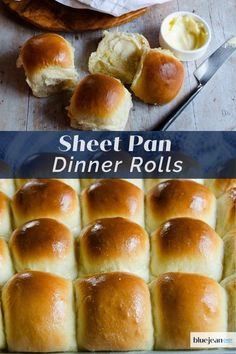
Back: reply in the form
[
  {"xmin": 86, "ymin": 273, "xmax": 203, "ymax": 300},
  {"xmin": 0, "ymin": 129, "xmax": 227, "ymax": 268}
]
[{"xmin": 190, "ymin": 332, "xmax": 236, "ymax": 348}]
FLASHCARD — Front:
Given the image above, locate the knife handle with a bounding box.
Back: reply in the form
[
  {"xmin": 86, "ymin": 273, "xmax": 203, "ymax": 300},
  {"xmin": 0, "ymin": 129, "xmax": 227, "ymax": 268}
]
[{"xmin": 152, "ymin": 84, "xmax": 203, "ymax": 131}]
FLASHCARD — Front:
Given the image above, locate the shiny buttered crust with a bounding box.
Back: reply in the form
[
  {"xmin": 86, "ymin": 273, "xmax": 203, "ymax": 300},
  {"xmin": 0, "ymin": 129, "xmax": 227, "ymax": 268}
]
[
  {"xmin": 89, "ymin": 31, "xmax": 150, "ymax": 84},
  {"xmin": 222, "ymin": 228, "xmax": 236, "ymax": 279},
  {"xmin": 146, "ymin": 180, "xmax": 216, "ymax": 233},
  {"xmin": 0, "ymin": 237, "xmax": 14, "ymax": 286},
  {"xmin": 78, "ymin": 217, "xmax": 149, "ymax": 281},
  {"xmin": 150, "ymin": 273, "xmax": 227, "ymax": 350},
  {"xmin": 151, "ymin": 218, "xmax": 223, "ymax": 280},
  {"xmin": 221, "ymin": 274, "xmax": 236, "ymax": 332},
  {"xmin": 81, "ymin": 179, "xmax": 144, "ymax": 227},
  {"xmin": 131, "ymin": 49, "xmax": 185, "ymax": 105},
  {"xmin": 10, "ymin": 218, "xmax": 77, "ymax": 279},
  {"xmin": 17, "ymin": 33, "xmax": 78, "ymax": 97},
  {"xmin": 217, "ymin": 188, "xmax": 236, "ymax": 236},
  {"xmin": 2, "ymin": 271, "xmax": 77, "ymax": 352},
  {"xmin": 12, "ymin": 179, "xmax": 80, "ymax": 234},
  {"xmin": 145, "ymin": 178, "xmax": 203, "ymax": 192},
  {"xmin": 0, "ymin": 192, "xmax": 12, "ymax": 239},
  {"xmin": 205, "ymin": 179, "xmax": 236, "ymax": 198},
  {"xmin": 0, "ymin": 179, "xmax": 15, "ymax": 198},
  {"xmin": 75, "ymin": 272, "xmax": 154, "ymax": 351},
  {"xmin": 0, "ymin": 304, "xmax": 5, "ymax": 350},
  {"xmin": 68, "ymin": 74, "xmax": 133, "ymax": 131},
  {"xmin": 16, "ymin": 178, "xmax": 79, "ymax": 192},
  {"xmin": 80, "ymin": 178, "xmax": 143, "ymax": 191}
]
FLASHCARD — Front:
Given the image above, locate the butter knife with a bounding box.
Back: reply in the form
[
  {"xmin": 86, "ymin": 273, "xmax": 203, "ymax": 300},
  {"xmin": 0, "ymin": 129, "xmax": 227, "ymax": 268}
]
[{"xmin": 152, "ymin": 37, "xmax": 236, "ymax": 131}]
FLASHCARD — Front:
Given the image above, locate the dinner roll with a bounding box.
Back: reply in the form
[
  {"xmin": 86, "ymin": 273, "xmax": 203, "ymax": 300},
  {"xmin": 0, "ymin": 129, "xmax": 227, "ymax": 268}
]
[
  {"xmin": 222, "ymin": 228, "xmax": 236, "ymax": 278},
  {"xmin": 0, "ymin": 304, "xmax": 5, "ymax": 350},
  {"xmin": 151, "ymin": 218, "xmax": 223, "ymax": 281},
  {"xmin": 10, "ymin": 218, "xmax": 77, "ymax": 279},
  {"xmin": 150, "ymin": 273, "xmax": 227, "ymax": 350},
  {"xmin": 12, "ymin": 179, "xmax": 80, "ymax": 234},
  {"xmin": 217, "ymin": 188, "xmax": 236, "ymax": 236},
  {"xmin": 131, "ymin": 48, "xmax": 185, "ymax": 105},
  {"xmin": 75, "ymin": 272, "xmax": 153, "ymax": 351},
  {"xmin": 146, "ymin": 180, "xmax": 216, "ymax": 233},
  {"xmin": 81, "ymin": 179, "xmax": 144, "ymax": 227},
  {"xmin": 0, "ymin": 179, "xmax": 15, "ymax": 198},
  {"xmin": 0, "ymin": 192, "xmax": 12, "ymax": 238},
  {"xmin": 89, "ymin": 31, "xmax": 150, "ymax": 84},
  {"xmin": 205, "ymin": 179, "xmax": 236, "ymax": 198},
  {"xmin": 80, "ymin": 178, "xmax": 143, "ymax": 190},
  {"xmin": 78, "ymin": 217, "xmax": 149, "ymax": 281},
  {"xmin": 67, "ymin": 74, "xmax": 133, "ymax": 131},
  {"xmin": 0, "ymin": 237, "xmax": 14, "ymax": 286},
  {"xmin": 221, "ymin": 275, "xmax": 236, "ymax": 331},
  {"xmin": 15, "ymin": 178, "xmax": 79, "ymax": 192},
  {"xmin": 145, "ymin": 178, "xmax": 203, "ymax": 192},
  {"xmin": 17, "ymin": 33, "xmax": 78, "ymax": 97},
  {"xmin": 2, "ymin": 271, "xmax": 77, "ymax": 352}
]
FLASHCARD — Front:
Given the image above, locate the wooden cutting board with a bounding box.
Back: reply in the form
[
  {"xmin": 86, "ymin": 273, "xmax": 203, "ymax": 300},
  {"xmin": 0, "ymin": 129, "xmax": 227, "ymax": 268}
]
[{"xmin": 1, "ymin": 0, "xmax": 148, "ymax": 32}]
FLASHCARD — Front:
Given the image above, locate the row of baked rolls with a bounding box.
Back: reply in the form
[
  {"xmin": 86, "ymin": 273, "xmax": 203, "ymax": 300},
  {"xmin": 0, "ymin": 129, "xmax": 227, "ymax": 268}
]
[
  {"xmin": 1, "ymin": 215, "xmax": 235, "ymax": 287},
  {"xmin": 1, "ymin": 178, "xmax": 236, "ymax": 199},
  {"xmin": 1, "ymin": 270, "xmax": 235, "ymax": 352},
  {"xmin": 1, "ymin": 179, "xmax": 235, "ymax": 239}
]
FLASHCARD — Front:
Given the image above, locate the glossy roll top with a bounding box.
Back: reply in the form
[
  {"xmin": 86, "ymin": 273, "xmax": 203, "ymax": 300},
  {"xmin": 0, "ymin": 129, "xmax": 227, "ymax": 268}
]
[
  {"xmin": 131, "ymin": 48, "xmax": 185, "ymax": 105},
  {"xmin": 10, "ymin": 218, "xmax": 77, "ymax": 279},
  {"xmin": 74, "ymin": 272, "xmax": 154, "ymax": 351},
  {"xmin": 151, "ymin": 217, "xmax": 223, "ymax": 280},
  {"xmin": 68, "ymin": 74, "xmax": 132, "ymax": 131},
  {"xmin": 150, "ymin": 272, "xmax": 227, "ymax": 350},
  {"xmin": 17, "ymin": 34, "xmax": 75, "ymax": 76},
  {"xmin": 78, "ymin": 217, "xmax": 149, "ymax": 280},
  {"xmin": 146, "ymin": 180, "xmax": 216, "ymax": 232},
  {"xmin": 12, "ymin": 179, "xmax": 80, "ymax": 234},
  {"xmin": 2, "ymin": 271, "xmax": 77, "ymax": 352},
  {"xmin": 81, "ymin": 179, "xmax": 144, "ymax": 227}
]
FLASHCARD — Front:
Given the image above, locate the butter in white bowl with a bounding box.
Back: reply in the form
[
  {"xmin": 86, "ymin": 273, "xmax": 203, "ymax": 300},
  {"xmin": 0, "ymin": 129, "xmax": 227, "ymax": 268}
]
[{"xmin": 159, "ymin": 12, "xmax": 211, "ymax": 61}]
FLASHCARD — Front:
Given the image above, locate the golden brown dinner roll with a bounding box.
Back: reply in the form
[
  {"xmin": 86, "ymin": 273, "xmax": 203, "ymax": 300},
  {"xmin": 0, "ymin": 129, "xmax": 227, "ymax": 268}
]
[
  {"xmin": 81, "ymin": 179, "xmax": 144, "ymax": 227},
  {"xmin": 0, "ymin": 303, "xmax": 5, "ymax": 350},
  {"xmin": 146, "ymin": 180, "xmax": 216, "ymax": 233},
  {"xmin": 67, "ymin": 74, "xmax": 133, "ymax": 131},
  {"xmin": 205, "ymin": 179, "xmax": 236, "ymax": 198},
  {"xmin": 145, "ymin": 178, "xmax": 203, "ymax": 192},
  {"xmin": 78, "ymin": 217, "xmax": 149, "ymax": 281},
  {"xmin": 0, "ymin": 179, "xmax": 15, "ymax": 198},
  {"xmin": 221, "ymin": 274, "xmax": 236, "ymax": 331},
  {"xmin": 222, "ymin": 228, "xmax": 236, "ymax": 278},
  {"xmin": 151, "ymin": 218, "xmax": 223, "ymax": 280},
  {"xmin": 12, "ymin": 179, "xmax": 80, "ymax": 234},
  {"xmin": 0, "ymin": 192, "xmax": 12, "ymax": 238},
  {"xmin": 0, "ymin": 237, "xmax": 14, "ymax": 286},
  {"xmin": 131, "ymin": 48, "xmax": 185, "ymax": 105},
  {"xmin": 80, "ymin": 178, "xmax": 143, "ymax": 190},
  {"xmin": 17, "ymin": 33, "xmax": 78, "ymax": 97},
  {"xmin": 15, "ymin": 178, "xmax": 79, "ymax": 192},
  {"xmin": 74, "ymin": 272, "xmax": 153, "ymax": 351},
  {"xmin": 217, "ymin": 187, "xmax": 236, "ymax": 236},
  {"xmin": 10, "ymin": 218, "xmax": 77, "ymax": 279},
  {"xmin": 89, "ymin": 31, "xmax": 150, "ymax": 84},
  {"xmin": 2, "ymin": 271, "xmax": 77, "ymax": 352},
  {"xmin": 150, "ymin": 273, "xmax": 227, "ymax": 350}
]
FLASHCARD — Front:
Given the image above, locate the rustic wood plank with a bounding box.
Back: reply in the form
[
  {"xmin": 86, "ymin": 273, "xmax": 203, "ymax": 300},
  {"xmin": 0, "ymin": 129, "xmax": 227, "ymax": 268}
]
[{"xmin": 0, "ymin": 0, "xmax": 235, "ymax": 131}]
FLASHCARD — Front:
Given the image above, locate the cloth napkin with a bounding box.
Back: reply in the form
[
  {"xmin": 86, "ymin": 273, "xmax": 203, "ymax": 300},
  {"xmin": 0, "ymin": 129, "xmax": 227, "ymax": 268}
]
[{"xmin": 55, "ymin": 0, "xmax": 170, "ymax": 17}]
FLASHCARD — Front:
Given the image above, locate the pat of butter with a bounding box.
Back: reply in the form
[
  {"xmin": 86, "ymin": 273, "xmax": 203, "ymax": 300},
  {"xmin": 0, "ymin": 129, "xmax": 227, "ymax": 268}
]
[{"xmin": 165, "ymin": 15, "xmax": 208, "ymax": 51}]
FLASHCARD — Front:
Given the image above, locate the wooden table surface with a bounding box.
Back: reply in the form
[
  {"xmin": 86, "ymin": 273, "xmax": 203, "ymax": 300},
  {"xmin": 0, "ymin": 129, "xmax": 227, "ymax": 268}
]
[{"xmin": 0, "ymin": 0, "xmax": 235, "ymax": 131}]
